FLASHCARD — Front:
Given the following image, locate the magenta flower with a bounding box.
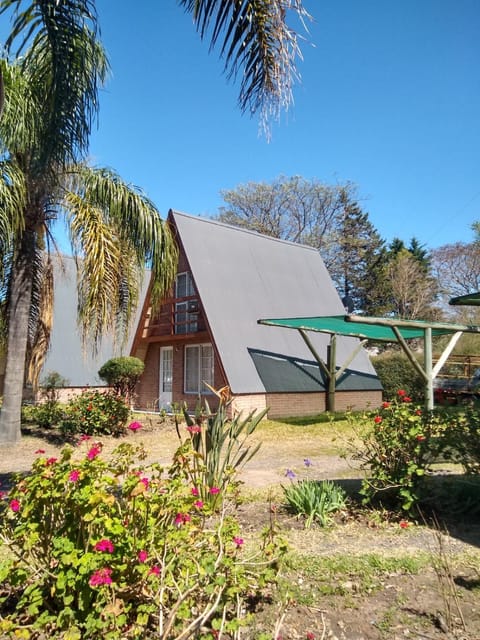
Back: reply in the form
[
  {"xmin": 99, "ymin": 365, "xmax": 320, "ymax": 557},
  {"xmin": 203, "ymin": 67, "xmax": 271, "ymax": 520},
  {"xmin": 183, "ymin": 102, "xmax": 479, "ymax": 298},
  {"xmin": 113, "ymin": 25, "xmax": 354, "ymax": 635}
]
[
  {"xmin": 46, "ymin": 457, "xmax": 58, "ymax": 466},
  {"xmin": 233, "ymin": 536, "xmax": 244, "ymax": 548},
  {"xmin": 68, "ymin": 470, "xmax": 80, "ymax": 483},
  {"xmin": 149, "ymin": 565, "xmax": 161, "ymax": 576},
  {"xmin": 128, "ymin": 421, "xmax": 142, "ymax": 432},
  {"xmin": 79, "ymin": 434, "xmax": 92, "ymax": 442},
  {"xmin": 9, "ymin": 499, "xmax": 20, "ymax": 512},
  {"xmin": 140, "ymin": 477, "xmax": 149, "ymax": 489},
  {"xmin": 191, "ymin": 487, "xmax": 199, "ymax": 497},
  {"xmin": 138, "ymin": 550, "xmax": 148, "ymax": 563},
  {"xmin": 89, "ymin": 567, "xmax": 113, "ymax": 587},
  {"xmin": 34, "ymin": 449, "xmax": 46, "ymax": 454},
  {"xmin": 174, "ymin": 513, "xmax": 191, "ymax": 526},
  {"xmin": 194, "ymin": 500, "xmax": 204, "ymax": 509},
  {"xmin": 186, "ymin": 425, "xmax": 201, "ymax": 434},
  {"xmin": 209, "ymin": 486, "xmax": 220, "ymax": 495},
  {"xmin": 94, "ymin": 539, "xmax": 114, "ymax": 553},
  {"xmin": 87, "ymin": 445, "xmax": 101, "ymax": 460}
]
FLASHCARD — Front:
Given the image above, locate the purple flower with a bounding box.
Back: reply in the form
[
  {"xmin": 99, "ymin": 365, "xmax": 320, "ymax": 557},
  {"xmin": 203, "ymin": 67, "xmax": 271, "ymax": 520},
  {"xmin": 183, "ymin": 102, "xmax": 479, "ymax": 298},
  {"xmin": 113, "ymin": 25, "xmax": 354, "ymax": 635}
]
[
  {"xmin": 285, "ymin": 469, "xmax": 296, "ymax": 479},
  {"xmin": 303, "ymin": 458, "xmax": 312, "ymax": 467},
  {"xmin": 233, "ymin": 536, "xmax": 244, "ymax": 548}
]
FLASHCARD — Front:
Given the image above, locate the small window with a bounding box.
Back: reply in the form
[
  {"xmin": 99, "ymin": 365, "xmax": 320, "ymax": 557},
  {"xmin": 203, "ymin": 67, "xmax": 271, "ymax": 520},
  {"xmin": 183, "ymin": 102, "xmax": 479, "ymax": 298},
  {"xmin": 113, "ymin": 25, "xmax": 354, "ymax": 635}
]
[
  {"xmin": 184, "ymin": 344, "xmax": 214, "ymax": 394},
  {"xmin": 175, "ymin": 272, "xmax": 198, "ymax": 334}
]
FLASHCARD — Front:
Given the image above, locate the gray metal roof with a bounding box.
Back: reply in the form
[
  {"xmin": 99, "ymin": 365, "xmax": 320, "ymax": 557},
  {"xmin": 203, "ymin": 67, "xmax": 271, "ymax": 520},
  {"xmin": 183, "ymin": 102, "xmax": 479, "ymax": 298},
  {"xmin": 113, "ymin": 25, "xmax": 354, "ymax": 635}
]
[
  {"xmin": 41, "ymin": 256, "xmax": 148, "ymax": 387},
  {"xmin": 172, "ymin": 211, "xmax": 380, "ymax": 393}
]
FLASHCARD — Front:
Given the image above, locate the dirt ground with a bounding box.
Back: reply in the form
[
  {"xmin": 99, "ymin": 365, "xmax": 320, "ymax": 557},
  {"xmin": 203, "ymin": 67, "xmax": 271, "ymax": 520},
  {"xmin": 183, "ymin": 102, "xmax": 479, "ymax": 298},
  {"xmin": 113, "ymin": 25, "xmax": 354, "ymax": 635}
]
[{"xmin": 1, "ymin": 418, "xmax": 479, "ymax": 640}]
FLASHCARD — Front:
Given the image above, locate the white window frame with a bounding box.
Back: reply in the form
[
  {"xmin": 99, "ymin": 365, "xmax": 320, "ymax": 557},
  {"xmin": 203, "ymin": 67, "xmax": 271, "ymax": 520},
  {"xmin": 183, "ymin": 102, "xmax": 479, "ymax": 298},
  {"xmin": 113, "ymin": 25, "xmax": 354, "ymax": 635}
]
[{"xmin": 184, "ymin": 343, "xmax": 214, "ymax": 394}]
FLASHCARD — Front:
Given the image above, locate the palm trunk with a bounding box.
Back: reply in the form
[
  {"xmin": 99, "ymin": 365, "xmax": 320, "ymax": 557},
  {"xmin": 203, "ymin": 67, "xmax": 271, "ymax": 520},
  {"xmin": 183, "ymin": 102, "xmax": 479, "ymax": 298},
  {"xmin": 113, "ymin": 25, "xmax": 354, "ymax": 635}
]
[{"xmin": 0, "ymin": 232, "xmax": 34, "ymax": 444}]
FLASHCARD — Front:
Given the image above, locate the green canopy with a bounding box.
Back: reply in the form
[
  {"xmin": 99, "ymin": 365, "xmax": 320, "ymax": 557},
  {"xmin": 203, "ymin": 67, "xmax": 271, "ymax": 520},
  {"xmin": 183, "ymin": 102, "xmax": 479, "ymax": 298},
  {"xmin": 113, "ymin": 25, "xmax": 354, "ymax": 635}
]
[
  {"xmin": 449, "ymin": 292, "xmax": 480, "ymax": 306},
  {"xmin": 258, "ymin": 315, "xmax": 456, "ymax": 342},
  {"xmin": 258, "ymin": 314, "xmax": 480, "ymax": 410}
]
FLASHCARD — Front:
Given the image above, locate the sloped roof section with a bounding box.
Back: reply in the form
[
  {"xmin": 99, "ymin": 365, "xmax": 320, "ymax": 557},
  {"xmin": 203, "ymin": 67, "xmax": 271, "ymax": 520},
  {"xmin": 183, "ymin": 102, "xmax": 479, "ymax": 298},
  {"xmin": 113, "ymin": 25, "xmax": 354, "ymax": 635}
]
[{"xmin": 171, "ymin": 211, "xmax": 379, "ymax": 394}]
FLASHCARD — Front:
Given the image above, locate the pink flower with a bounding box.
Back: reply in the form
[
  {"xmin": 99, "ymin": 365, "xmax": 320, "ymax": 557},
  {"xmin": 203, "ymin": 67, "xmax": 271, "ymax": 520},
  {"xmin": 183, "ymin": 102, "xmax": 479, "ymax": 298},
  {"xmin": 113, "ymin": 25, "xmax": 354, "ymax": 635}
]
[
  {"xmin": 34, "ymin": 449, "xmax": 46, "ymax": 454},
  {"xmin": 233, "ymin": 536, "xmax": 244, "ymax": 548},
  {"xmin": 94, "ymin": 539, "xmax": 114, "ymax": 553},
  {"xmin": 194, "ymin": 500, "xmax": 204, "ymax": 509},
  {"xmin": 79, "ymin": 434, "xmax": 92, "ymax": 442},
  {"xmin": 403, "ymin": 396, "xmax": 412, "ymax": 403},
  {"xmin": 46, "ymin": 457, "xmax": 57, "ymax": 466},
  {"xmin": 306, "ymin": 633, "xmax": 315, "ymax": 640},
  {"xmin": 149, "ymin": 565, "xmax": 161, "ymax": 576},
  {"xmin": 87, "ymin": 445, "xmax": 101, "ymax": 460},
  {"xmin": 174, "ymin": 513, "xmax": 191, "ymax": 526},
  {"xmin": 191, "ymin": 487, "xmax": 199, "ymax": 497},
  {"xmin": 374, "ymin": 416, "xmax": 382, "ymax": 424},
  {"xmin": 397, "ymin": 389, "xmax": 406, "ymax": 397},
  {"xmin": 399, "ymin": 520, "xmax": 410, "ymax": 529},
  {"xmin": 140, "ymin": 477, "xmax": 149, "ymax": 489},
  {"xmin": 209, "ymin": 486, "xmax": 220, "ymax": 495},
  {"xmin": 89, "ymin": 567, "xmax": 113, "ymax": 587},
  {"xmin": 138, "ymin": 550, "xmax": 148, "ymax": 563},
  {"xmin": 128, "ymin": 421, "xmax": 142, "ymax": 432},
  {"xmin": 186, "ymin": 425, "xmax": 201, "ymax": 434},
  {"xmin": 9, "ymin": 499, "xmax": 20, "ymax": 512},
  {"xmin": 68, "ymin": 470, "xmax": 80, "ymax": 483},
  {"xmin": 382, "ymin": 401, "xmax": 390, "ymax": 409}
]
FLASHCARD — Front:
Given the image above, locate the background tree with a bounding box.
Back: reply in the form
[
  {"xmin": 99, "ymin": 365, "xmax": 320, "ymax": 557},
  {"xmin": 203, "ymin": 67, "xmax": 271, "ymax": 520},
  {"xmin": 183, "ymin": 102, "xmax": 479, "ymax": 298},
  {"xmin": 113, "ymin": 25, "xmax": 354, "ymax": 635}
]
[
  {"xmin": 321, "ymin": 189, "xmax": 388, "ymax": 314},
  {"xmin": 217, "ymin": 175, "xmax": 352, "ymax": 251},
  {"xmin": 385, "ymin": 249, "xmax": 439, "ymax": 319}
]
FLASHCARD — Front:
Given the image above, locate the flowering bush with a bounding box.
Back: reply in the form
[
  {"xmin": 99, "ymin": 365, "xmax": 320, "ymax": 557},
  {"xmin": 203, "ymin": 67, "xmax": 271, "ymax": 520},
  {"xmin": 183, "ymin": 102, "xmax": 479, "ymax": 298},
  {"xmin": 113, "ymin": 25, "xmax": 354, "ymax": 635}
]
[
  {"xmin": 0, "ymin": 441, "xmax": 283, "ymax": 639},
  {"xmin": 345, "ymin": 391, "xmax": 447, "ymax": 512},
  {"xmin": 60, "ymin": 389, "xmax": 130, "ymax": 436}
]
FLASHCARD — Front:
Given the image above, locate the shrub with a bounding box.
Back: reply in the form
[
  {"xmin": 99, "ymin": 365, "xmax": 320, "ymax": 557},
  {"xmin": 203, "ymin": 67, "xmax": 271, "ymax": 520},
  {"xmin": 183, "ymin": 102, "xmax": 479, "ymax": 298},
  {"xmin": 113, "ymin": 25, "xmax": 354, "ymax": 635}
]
[
  {"xmin": 345, "ymin": 391, "xmax": 447, "ymax": 512},
  {"xmin": 283, "ymin": 478, "xmax": 347, "ymax": 528},
  {"xmin": 442, "ymin": 406, "xmax": 480, "ymax": 474},
  {"xmin": 23, "ymin": 401, "xmax": 65, "ymax": 429},
  {"xmin": 372, "ymin": 351, "xmax": 425, "ymax": 402},
  {"xmin": 0, "ymin": 441, "xmax": 283, "ymax": 639},
  {"xmin": 98, "ymin": 357, "xmax": 145, "ymax": 401},
  {"xmin": 60, "ymin": 390, "xmax": 130, "ymax": 436}
]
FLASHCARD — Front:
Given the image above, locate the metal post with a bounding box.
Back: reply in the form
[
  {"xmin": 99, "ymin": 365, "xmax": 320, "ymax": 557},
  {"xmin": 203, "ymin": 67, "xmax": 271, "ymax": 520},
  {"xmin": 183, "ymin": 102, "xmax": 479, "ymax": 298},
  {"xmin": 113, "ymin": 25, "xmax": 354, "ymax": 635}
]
[{"xmin": 326, "ymin": 334, "xmax": 336, "ymax": 412}]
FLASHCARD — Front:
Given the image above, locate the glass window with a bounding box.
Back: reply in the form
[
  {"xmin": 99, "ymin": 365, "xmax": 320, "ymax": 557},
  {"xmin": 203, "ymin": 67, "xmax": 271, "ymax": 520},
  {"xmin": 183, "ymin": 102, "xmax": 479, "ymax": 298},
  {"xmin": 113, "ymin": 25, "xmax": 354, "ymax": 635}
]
[
  {"xmin": 175, "ymin": 273, "xmax": 198, "ymax": 334},
  {"xmin": 185, "ymin": 344, "xmax": 214, "ymax": 394}
]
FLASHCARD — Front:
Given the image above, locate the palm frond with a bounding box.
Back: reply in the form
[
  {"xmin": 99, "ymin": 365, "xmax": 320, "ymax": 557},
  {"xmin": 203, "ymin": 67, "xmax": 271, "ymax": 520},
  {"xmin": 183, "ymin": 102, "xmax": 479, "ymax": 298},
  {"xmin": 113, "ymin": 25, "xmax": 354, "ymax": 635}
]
[
  {"xmin": 178, "ymin": 0, "xmax": 310, "ymax": 128},
  {"xmin": 0, "ymin": 159, "xmax": 27, "ymax": 253},
  {"xmin": 67, "ymin": 164, "xmax": 178, "ymax": 308},
  {"xmin": 0, "ymin": 0, "xmax": 109, "ymax": 173},
  {"xmin": 64, "ymin": 190, "xmax": 123, "ymax": 349}
]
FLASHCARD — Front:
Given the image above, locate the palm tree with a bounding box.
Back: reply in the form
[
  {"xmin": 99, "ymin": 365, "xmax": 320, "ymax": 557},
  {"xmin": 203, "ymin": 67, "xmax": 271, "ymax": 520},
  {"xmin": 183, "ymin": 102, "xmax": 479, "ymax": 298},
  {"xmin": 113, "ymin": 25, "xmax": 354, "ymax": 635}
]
[
  {"xmin": 0, "ymin": 0, "xmax": 308, "ymax": 444},
  {"xmin": 0, "ymin": 0, "xmax": 178, "ymax": 443}
]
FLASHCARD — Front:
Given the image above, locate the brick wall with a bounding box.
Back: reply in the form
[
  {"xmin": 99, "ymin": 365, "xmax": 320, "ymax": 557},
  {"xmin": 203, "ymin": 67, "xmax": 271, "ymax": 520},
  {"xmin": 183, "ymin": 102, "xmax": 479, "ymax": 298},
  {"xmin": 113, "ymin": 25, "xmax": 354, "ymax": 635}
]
[
  {"xmin": 134, "ymin": 341, "xmax": 227, "ymax": 412},
  {"xmin": 264, "ymin": 389, "xmax": 382, "ymax": 419}
]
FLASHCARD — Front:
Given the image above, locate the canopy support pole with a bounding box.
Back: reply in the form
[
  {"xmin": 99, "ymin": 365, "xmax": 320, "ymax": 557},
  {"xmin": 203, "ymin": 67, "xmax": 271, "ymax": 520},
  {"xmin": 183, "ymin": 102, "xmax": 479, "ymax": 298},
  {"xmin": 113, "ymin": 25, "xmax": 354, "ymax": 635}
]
[
  {"xmin": 424, "ymin": 327, "xmax": 434, "ymax": 411},
  {"xmin": 327, "ymin": 334, "xmax": 336, "ymax": 412}
]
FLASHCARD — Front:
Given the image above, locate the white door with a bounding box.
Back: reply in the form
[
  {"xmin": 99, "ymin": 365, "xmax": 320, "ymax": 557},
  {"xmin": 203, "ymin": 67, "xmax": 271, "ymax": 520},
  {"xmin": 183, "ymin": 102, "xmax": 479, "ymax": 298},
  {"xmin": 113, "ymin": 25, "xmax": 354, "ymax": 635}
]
[{"xmin": 159, "ymin": 347, "xmax": 173, "ymax": 410}]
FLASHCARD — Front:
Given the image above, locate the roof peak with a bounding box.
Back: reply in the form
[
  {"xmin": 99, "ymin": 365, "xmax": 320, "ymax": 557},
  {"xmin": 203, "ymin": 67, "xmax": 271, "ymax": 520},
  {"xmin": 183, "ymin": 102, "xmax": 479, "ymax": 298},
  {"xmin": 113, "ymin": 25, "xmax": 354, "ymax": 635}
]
[{"xmin": 169, "ymin": 209, "xmax": 320, "ymax": 252}]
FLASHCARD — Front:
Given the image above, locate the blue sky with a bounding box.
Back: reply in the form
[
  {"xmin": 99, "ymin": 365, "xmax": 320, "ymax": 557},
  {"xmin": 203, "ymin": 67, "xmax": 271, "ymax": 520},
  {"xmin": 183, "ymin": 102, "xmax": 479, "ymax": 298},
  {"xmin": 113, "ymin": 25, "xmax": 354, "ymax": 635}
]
[{"xmin": 6, "ymin": 1, "xmax": 480, "ymax": 249}]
